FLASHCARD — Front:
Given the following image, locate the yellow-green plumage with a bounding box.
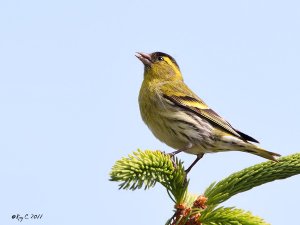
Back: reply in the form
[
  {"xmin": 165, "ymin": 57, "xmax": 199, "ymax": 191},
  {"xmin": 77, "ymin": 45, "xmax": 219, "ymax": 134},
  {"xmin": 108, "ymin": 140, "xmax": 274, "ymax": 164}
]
[{"xmin": 136, "ymin": 52, "xmax": 280, "ymax": 171}]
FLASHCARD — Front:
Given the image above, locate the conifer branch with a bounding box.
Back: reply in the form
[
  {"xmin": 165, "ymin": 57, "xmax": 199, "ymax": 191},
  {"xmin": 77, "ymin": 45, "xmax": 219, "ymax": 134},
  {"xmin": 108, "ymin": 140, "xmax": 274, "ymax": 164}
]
[
  {"xmin": 110, "ymin": 149, "xmax": 187, "ymax": 203},
  {"xmin": 110, "ymin": 150, "xmax": 300, "ymax": 224},
  {"xmin": 200, "ymin": 207, "xmax": 269, "ymax": 225},
  {"xmin": 204, "ymin": 153, "xmax": 300, "ymax": 206}
]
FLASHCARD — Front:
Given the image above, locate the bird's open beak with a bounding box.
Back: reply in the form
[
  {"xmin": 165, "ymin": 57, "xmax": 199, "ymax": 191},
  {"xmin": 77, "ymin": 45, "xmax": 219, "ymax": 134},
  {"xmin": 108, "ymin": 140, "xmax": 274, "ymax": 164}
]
[{"xmin": 135, "ymin": 52, "xmax": 152, "ymax": 66}]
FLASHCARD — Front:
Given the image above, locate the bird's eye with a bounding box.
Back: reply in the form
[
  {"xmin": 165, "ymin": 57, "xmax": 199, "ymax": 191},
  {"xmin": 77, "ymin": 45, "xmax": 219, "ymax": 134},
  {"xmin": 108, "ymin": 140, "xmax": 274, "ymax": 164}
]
[{"xmin": 158, "ymin": 56, "xmax": 164, "ymax": 61}]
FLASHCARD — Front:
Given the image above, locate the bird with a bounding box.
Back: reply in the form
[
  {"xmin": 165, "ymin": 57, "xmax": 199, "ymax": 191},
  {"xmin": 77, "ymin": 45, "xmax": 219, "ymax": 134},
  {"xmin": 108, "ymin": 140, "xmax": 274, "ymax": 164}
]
[{"xmin": 136, "ymin": 51, "xmax": 280, "ymax": 173}]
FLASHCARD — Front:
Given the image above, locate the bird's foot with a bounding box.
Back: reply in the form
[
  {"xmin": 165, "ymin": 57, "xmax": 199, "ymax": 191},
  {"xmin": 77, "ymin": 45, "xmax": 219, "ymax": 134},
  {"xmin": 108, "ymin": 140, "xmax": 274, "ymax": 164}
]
[
  {"xmin": 168, "ymin": 149, "xmax": 184, "ymax": 168},
  {"xmin": 160, "ymin": 150, "xmax": 183, "ymax": 169},
  {"xmin": 168, "ymin": 153, "xmax": 178, "ymax": 169}
]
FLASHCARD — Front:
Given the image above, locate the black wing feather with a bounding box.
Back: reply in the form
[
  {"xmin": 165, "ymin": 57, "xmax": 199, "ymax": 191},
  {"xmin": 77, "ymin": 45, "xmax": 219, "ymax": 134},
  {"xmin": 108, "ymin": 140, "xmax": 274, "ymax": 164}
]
[{"xmin": 235, "ymin": 130, "xmax": 259, "ymax": 143}]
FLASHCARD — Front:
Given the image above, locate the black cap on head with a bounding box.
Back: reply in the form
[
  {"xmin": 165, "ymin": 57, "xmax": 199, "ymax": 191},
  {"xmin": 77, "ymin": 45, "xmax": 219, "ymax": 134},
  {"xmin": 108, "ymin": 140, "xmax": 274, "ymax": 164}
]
[{"xmin": 151, "ymin": 52, "xmax": 180, "ymax": 69}]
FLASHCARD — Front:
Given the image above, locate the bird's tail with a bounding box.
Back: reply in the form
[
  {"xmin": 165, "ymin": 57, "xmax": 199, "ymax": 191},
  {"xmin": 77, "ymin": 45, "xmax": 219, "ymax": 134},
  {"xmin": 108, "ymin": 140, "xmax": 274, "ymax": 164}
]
[{"xmin": 244, "ymin": 144, "xmax": 281, "ymax": 162}]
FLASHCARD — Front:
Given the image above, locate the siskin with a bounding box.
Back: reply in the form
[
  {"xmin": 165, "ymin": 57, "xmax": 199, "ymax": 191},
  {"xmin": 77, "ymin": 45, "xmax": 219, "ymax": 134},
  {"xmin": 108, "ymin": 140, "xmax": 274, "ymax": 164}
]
[{"xmin": 136, "ymin": 52, "xmax": 280, "ymax": 173}]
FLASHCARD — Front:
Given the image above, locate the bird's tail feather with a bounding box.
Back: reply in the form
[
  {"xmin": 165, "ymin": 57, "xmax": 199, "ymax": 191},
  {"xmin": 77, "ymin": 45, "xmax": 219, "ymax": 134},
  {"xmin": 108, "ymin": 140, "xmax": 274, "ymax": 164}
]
[{"xmin": 245, "ymin": 145, "xmax": 281, "ymax": 162}]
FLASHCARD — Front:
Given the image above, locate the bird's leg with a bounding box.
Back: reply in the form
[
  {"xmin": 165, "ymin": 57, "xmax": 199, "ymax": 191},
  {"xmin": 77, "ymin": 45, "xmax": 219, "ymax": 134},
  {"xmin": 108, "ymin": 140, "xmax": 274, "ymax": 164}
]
[
  {"xmin": 185, "ymin": 153, "xmax": 204, "ymax": 174},
  {"xmin": 168, "ymin": 149, "xmax": 184, "ymax": 158},
  {"xmin": 183, "ymin": 153, "xmax": 204, "ymax": 185},
  {"xmin": 169, "ymin": 143, "xmax": 193, "ymax": 158}
]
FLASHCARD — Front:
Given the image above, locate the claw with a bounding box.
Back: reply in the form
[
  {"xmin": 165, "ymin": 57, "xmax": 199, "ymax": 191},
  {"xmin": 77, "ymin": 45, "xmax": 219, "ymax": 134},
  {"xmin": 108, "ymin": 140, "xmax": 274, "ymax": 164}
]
[
  {"xmin": 161, "ymin": 150, "xmax": 182, "ymax": 168},
  {"xmin": 167, "ymin": 152, "xmax": 178, "ymax": 169}
]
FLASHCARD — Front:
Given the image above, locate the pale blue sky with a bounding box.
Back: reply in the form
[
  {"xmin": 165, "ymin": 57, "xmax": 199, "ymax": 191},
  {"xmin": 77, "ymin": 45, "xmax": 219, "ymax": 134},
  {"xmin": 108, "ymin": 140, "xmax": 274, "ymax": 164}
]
[{"xmin": 0, "ymin": 1, "xmax": 299, "ymax": 224}]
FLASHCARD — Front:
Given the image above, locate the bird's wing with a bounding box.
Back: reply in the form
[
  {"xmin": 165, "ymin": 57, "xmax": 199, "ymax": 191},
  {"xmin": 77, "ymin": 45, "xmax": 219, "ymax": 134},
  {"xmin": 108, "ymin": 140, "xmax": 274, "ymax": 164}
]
[{"xmin": 162, "ymin": 83, "xmax": 259, "ymax": 143}]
